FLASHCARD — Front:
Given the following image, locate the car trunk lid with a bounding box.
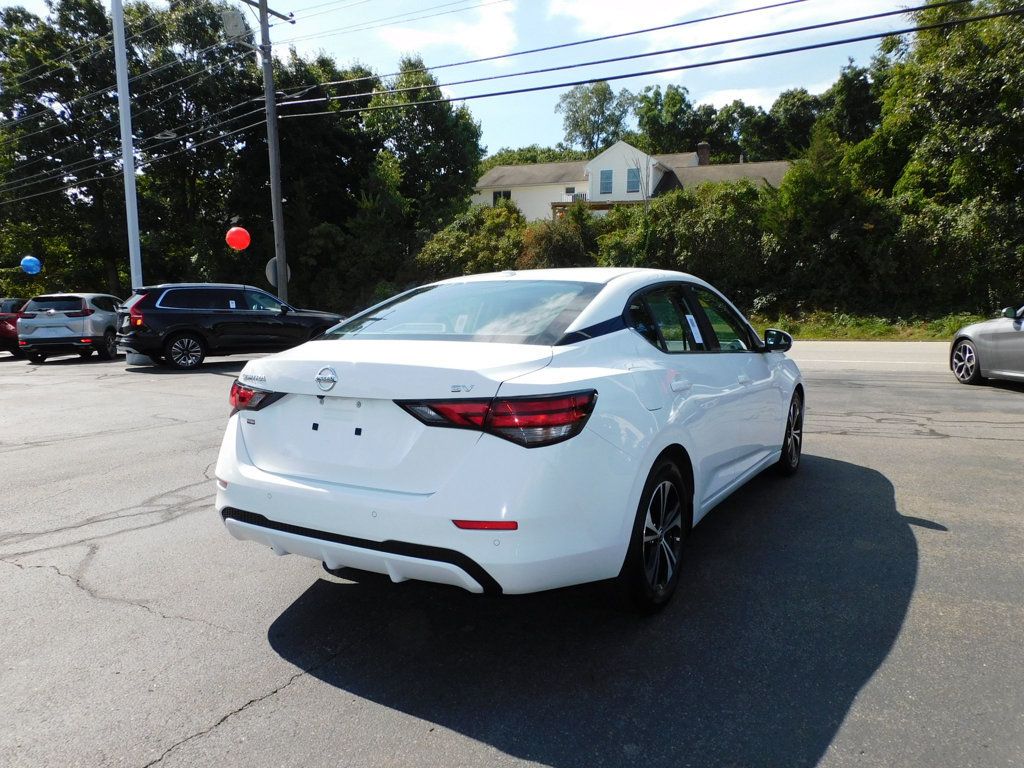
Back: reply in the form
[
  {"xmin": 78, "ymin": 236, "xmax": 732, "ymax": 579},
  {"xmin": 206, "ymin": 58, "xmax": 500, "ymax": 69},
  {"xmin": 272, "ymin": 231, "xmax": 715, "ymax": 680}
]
[{"xmin": 236, "ymin": 339, "xmax": 553, "ymax": 494}]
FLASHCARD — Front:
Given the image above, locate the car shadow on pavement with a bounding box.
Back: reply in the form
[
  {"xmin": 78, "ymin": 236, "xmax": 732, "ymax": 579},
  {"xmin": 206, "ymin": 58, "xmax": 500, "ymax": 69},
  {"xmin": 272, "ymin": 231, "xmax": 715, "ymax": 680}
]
[
  {"xmin": 267, "ymin": 455, "xmax": 916, "ymax": 768},
  {"xmin": 124, "ymin": 360, "xmax": 247, "ymax": 375}
]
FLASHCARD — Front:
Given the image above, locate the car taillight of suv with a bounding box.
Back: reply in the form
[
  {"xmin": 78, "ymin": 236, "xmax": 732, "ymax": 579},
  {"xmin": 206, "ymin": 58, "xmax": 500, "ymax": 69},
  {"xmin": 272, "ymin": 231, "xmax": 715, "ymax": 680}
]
[{"xmin": 129, "ymin": 295, "xmax": 147, "ymax": 327}]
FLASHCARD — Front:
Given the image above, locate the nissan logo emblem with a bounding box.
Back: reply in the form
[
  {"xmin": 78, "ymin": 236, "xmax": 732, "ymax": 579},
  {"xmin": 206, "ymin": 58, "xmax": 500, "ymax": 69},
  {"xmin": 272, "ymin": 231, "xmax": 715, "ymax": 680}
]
[{"xmin": 315, "ymin": 366, "xmax": 338, "ymax": 392}]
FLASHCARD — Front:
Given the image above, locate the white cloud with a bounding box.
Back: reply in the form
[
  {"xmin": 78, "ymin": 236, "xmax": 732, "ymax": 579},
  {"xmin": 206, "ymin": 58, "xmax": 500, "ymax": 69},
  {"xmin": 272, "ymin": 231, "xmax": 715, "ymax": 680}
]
[
  {"xmin": 698, "ymin": 77, "xmax": 838, "ymax": 110},
  {"xmin": 375, "ymin": 2, "xmax": 518, "ymax": 60}
]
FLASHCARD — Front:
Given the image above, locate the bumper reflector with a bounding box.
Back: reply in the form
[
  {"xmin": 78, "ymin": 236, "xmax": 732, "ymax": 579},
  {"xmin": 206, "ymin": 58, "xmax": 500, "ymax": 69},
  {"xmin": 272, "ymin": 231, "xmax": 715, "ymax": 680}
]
[{"xmin": 452, "ymin": 520, "xmax": 518, "ymax": 531}]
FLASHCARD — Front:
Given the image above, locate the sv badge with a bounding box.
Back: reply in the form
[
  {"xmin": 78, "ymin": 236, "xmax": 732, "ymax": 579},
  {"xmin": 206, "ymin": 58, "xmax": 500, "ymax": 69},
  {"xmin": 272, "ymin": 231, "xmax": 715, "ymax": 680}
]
[{"xmin": 450, "ymin": 384, "xmax": 475, "ymax": 393}]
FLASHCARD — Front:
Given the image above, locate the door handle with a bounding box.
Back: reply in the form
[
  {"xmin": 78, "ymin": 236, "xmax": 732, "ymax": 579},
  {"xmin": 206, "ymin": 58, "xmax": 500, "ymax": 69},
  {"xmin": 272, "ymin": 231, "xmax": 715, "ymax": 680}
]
[
  {"xmin": 671, "ymin": 378, "xmax": 693, "ymax": 392},
  {"xmin": 737, "ymin": 374, "xmax": 752, "ymax": 385}
]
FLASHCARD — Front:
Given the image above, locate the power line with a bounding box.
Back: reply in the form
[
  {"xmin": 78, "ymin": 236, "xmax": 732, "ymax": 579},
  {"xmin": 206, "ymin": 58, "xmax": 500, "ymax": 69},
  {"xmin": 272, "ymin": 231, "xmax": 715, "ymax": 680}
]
[
  {"xmin": 2, "ymin": 58, "xmax": 258, "ymax": 178},
  {"xmin": 1, "ymin": 39, "xmax": 241, "ymax": 135},
  {"xmin": 9, "ymin": 1, "xmax": 214, "ymax": 94},
  {"xmin": 0, "ymin": 49, "xmax": 251, "ymax": 150},
  {"xmin": 280, "ymin": 6, "xmax": 1023, "ymax": 121},
  {"xmin": 283, "ymin": 0, "xmax": 374, "ymax": 25},
  {"xmin": 278, "ymin": 0, "xmax": 814, "ymax": 96},
  {"xmin": 0, "ymin": 100, "xmax": 265, "ymax": 195},
  {"xmin": 278, "ymin": 0, "xmax": 973, "ymax": 110},
  {"xmin": 275, "ymin": 0, "xmax": 512, "ymax": 45},
  {"xmin": 0, "ymin": 119, "xmax": 268, "ymax": 208}
]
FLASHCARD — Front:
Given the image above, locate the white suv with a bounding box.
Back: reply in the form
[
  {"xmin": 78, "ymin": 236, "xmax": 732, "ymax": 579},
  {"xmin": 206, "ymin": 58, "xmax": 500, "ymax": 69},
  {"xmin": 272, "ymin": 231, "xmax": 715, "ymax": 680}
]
[{"xmin": 17, "ymin": 293, "xmax": 123, "ymax": 363}]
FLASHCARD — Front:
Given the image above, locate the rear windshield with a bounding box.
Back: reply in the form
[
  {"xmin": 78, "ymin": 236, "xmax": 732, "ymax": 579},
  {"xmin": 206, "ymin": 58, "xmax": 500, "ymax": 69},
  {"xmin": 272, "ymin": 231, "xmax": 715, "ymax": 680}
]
[
  {"xmin": 324, "ymin": 280, "xmax": 602, "ymax": 345},
  {"xmin": 24, "ymin": 296, "xmax": 82, "ymax": 312}
]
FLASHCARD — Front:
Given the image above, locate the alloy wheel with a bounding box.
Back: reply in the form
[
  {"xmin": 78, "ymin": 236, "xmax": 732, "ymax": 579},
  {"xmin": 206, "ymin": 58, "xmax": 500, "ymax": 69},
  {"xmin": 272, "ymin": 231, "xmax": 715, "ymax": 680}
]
[
  {"xmin": 784, "ymin": 395, "xmax": 803, "ymax": 468},
  {"xmin": 642, "ymin": 479, "xmax": 684, "ymax": 592},
  {"xmin": 169, "ymin": 336, "xmax": 203, "ymax": 368},
  {"xmin": 952, "ymin": 342, "xmax": 976, "ymax": 383}
]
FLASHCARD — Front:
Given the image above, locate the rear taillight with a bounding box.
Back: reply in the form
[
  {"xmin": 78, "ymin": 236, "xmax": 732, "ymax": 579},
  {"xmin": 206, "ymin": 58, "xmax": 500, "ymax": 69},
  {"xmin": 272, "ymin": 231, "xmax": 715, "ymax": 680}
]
[
  {"xmin": 129, "ymin": 294, "xmax": 147, "ymax": 327},
  {"xmin": 18, "ymin": 312, "xmax": 36, "ymax": 319},
  {"xmin": 398, "ymin": 390, "xmax": 597, "ymax": 448},
  {"xmin": 229, "ymin": 379, "xmax": 284, "ymax": 414},
  {"xmin": 65, "ymin": 308, "xmax": 95, "ymax": 317}
]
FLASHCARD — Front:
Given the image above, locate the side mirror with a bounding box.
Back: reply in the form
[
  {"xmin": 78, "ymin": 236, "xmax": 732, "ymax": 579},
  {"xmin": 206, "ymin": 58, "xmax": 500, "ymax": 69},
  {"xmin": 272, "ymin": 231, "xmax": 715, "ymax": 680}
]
[
  {"xmin": 763, "ymin": 328, "xmax": 793, "ymax": 352},
  {"xmin": 1001, "ymin": 306, "xmax": 1018, "ymax": 319},
  {"xmin": 278, "ymin": 304, "xmax": 289, "ymax": 315}
]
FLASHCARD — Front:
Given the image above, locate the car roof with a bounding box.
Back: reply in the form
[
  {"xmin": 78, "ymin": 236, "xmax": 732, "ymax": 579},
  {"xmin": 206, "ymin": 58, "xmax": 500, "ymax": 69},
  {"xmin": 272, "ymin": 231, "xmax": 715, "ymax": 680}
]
[
  {"xmin": 30, "ymin": 293, "xmax": 119, "ymax": 299},
  {"xmin": 435, "ymin": 267, "xmax": 701, "ymax": 286},
  {"xmin": 137, "ymin": 283, "xmax": 273, "ymax": 292}
]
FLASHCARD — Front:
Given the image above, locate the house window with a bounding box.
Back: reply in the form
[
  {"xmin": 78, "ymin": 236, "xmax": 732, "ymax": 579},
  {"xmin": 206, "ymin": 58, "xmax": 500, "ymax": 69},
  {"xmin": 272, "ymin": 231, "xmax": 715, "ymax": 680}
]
[
  {"xmin": 565, "ymin": 186, "xmax": 575, "ymax": 194},
  {"xmin": 492, "ymin": 190, "xmax": 511, "ymax": 205},
  {"xmin": 626, "ymin": 168, "xmax": 641, "ymax": 193},
  {"xmin": 599, "ymin": 169, "xmax": 613, "ymax": 195}
]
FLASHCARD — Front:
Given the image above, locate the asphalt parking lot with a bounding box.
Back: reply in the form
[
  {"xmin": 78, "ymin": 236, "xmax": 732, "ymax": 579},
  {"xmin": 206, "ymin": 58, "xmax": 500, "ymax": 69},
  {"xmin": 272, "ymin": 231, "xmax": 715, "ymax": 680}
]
[{"xmin": 1, "ymin": 343, "xmax": 1021, "ymax": 768}]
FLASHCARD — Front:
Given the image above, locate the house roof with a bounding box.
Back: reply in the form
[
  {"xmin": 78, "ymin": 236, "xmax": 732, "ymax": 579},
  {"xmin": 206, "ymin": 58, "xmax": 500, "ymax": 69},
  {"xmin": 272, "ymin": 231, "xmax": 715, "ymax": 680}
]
[
  {"xmin": 476, "ymin": 160, "xmax": 588, "ymax": 188},
  {"xmin": 674, "ymin": 160, "xmax": 791, "ymax": 188},
  {"xmin": 651, "ymin": 152, "xmax": 698, "ymax": 169}
]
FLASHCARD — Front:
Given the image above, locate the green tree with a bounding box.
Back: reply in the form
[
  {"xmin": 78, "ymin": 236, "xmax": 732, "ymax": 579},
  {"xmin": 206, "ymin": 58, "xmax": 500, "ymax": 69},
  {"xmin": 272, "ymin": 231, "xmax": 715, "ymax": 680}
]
[
  {"xmin": 479, "ymin": 144, "xmax": 585, "ymax": 174},
  {"xmin": 768, "ymin": 88, "xmax": 821, "ymax": 157},
  {"xmin": 415, "ymin": 200, "xmax": 525, "ymax": 279},
  {"xmin": 555, "ymin": 81, "xmax": 635, "ymax": 153}
]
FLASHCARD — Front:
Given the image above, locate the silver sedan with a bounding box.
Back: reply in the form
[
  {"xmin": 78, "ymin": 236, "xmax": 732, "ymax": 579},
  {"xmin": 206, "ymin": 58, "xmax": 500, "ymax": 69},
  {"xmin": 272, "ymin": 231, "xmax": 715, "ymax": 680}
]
[{"xmin": 950, "ymin": 305, "xmax": 1024, "ymax": 384}]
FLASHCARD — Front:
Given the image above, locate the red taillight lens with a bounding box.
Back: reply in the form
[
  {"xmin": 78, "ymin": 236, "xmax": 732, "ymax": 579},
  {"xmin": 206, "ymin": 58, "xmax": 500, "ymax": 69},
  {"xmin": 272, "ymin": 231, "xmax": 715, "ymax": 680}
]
[
  {"xmin": 65, "ymin": 309, "xmax": 95, "ymax": 317},
  {"xmin": 129, "ymin": 295, "xmax": 146, "ymax": 327},
  {"xmin": 229, "ymin": 379, "xmax": 284, "ymax": 413},
  {"xmin": 398, "ymin": 390, "xmax": 597, "ymax": 448},
  {"xmin": 18, "ymin": 312, "xmax": 36, "ymax": 319}
]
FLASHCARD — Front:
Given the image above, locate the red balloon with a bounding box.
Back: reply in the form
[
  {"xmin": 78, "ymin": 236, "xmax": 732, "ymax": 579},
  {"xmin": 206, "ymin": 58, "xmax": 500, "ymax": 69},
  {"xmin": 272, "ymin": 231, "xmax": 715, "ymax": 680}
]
[{"xmin": 225, "ymin": 226, "xmax": 251, "ymax": 250}]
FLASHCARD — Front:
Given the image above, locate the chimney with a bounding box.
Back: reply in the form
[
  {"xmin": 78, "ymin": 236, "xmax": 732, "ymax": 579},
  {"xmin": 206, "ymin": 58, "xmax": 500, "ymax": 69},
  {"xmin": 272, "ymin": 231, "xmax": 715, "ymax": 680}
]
[{"xmin": 696, "ymin": 141, "xmax": 710, "ymax": 166}]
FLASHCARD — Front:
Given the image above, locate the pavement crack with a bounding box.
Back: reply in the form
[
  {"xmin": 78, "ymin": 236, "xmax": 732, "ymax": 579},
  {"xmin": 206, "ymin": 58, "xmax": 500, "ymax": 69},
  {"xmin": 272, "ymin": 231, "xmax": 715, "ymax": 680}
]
[
  {"xmin": 139, "ymin": 658, "xmax": 339, "ymax": 768},
  {"xmin": 0, "ymin": 556, "xmax": 241, "ymax": 635}
]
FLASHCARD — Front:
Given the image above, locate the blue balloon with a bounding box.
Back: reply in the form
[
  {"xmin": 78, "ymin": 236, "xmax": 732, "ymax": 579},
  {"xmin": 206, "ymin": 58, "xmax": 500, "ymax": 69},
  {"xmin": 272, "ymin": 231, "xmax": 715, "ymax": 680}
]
[{"xmin": 20, "ymin": 255, "xmax": 41, "ymax": 275}]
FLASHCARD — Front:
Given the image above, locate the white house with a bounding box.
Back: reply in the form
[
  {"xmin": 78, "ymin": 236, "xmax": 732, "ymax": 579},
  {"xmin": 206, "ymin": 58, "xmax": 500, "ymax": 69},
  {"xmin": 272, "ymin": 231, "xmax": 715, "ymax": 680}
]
[{"xmin": 472, "ymin": 140, "xmax": 790, "ymax": 220}]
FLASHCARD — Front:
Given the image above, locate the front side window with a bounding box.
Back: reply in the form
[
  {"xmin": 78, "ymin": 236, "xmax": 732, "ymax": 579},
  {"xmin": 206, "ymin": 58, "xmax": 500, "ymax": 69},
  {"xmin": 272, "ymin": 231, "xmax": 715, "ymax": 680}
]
[
  {"xmin": 626, "ymin": 168, "xmax": 641, "ymax": 193},
  {"xmin": 324, "ymin": 280, "xmax": 602, "ymax": 346},
  {"xmin": 599, "ymin": 169, "xmax": 613, "ymax": 195},
  {"xmin": 692, "ymin": 286, "xmax": 753, "ymax": 351},
  {"xmin": 245, "ymin": 291, "xmax": 284, "ymax": 312},
  {"xmin": 161, "ymin": 289, "xmax": 244, "ymax": 310}
]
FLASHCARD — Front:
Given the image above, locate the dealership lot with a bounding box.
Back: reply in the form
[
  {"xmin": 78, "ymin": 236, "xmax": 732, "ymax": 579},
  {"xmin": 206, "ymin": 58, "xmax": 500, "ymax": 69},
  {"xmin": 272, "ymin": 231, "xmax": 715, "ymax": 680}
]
[{"xmin": 1, "ymin": 344, "xmax": 1021, "ymax": 768}]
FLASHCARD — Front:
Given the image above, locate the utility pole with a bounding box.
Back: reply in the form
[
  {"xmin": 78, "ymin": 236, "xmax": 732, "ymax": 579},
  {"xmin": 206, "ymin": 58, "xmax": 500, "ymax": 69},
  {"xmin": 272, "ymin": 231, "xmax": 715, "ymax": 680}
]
[
  {"xmin": 238, "ymin": 0, "xmax": 293, "ymax": 301},
  {"xmin": 110, "ymin": 0, "xmax": 143, "ymax": 291}
]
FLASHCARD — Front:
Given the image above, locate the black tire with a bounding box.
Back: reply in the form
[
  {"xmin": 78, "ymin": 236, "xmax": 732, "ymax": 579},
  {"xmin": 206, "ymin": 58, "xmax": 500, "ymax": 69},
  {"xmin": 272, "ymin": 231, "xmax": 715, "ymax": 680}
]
[
  {"xmin": 97, "ymin": 330, "xmax": 118, "ymax": 360},
  {"xmin": 9, "ymin": 347, "xmax": 26, "ymax": 359},
  {"xmin": 78, "ymin": 349, "xmax": 93, "ymax": 358},
  {"xmin": 620, "ymin": 458, "xmax": 692, "ymax": 613},
  {"xmin": 777, "ymin": 390, "xmax": 804, "ymax": 477},
  {"xmin": 27, "ymin": 352, "xmax": 46, "ymax": 364},
  {"xmin": 164, "ymin": 332, "xmax": 206, "ymax": 370},
  {"xmin": 951, "ymin": 338, "xmax": 983, "ymax": 385}
]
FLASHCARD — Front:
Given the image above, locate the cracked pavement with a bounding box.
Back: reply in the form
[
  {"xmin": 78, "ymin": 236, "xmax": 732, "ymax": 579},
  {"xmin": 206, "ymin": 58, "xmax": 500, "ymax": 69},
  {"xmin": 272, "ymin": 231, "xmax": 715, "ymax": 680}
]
[{"xmin": 0, "ymin": 343, "xmax": 1021, "ymax": 768}]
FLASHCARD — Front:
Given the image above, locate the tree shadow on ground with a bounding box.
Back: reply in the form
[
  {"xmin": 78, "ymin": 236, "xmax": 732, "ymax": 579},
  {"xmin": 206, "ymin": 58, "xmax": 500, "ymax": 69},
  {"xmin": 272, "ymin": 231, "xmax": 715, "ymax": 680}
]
[{"xmin": 268, "ymin": 455, "xmax": 916, "ymax": 768}]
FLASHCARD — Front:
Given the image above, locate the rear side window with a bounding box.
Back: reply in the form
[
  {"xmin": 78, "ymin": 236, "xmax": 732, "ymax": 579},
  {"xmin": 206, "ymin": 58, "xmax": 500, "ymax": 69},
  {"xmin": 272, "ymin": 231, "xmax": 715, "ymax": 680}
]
[
  {"xmin": 91, "ymin": 297, "xmax": 116, "ymax": 312},
  {"xmin": 627, "ymin": 286, "xmax": 704, "ymax": 353},
  {"xmin": 24, "ymin": 296, "xmax": 82, "ymax": 312},
  {"xmin": 1, "ymin": 299, "xmax": 26, "ymax": 312},
  {"xmin": 325, "ymin": 280, "xmax": 602, "ymax": 345}
]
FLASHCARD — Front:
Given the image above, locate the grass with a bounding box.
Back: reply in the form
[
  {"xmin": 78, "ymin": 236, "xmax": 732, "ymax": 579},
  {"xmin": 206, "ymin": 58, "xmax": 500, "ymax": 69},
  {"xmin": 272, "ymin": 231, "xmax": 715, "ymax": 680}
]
[{"xmin": 748, "ymin": 311, "xmax": 989, "ymax": 341}]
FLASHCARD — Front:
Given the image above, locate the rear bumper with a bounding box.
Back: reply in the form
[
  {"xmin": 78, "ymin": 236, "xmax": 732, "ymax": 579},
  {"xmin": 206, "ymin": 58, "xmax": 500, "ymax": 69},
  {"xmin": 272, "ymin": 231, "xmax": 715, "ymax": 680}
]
[
  {"xmin": 222, "ymin": 509, "xmax": 499, "ymax": 594},
  {"xmin": 18, "ymin": 336, "xmax": 103, "ymax": 353},
  {"xmin": 116, "ymin": 332, "xmax": 161, "ymax": 354},
  {"xmin": 215, "ymin": 413, "xmax": 637, "ymax": 595}
]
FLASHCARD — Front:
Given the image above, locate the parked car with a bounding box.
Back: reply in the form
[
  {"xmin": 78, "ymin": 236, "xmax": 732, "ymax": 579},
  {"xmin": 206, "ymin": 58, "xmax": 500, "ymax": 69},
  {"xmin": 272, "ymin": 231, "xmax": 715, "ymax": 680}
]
[
  {"xmin": 17, "ymin": 293, "xmax": 123, "ymax": 363},
  {"xmin": 0, "ymin": 297, "xmax": 28, "ymax": 357},
  {"xmin": 215, "ymin": 268, "xmax": 804, "ymax": 611},
  {"xmin": 116, "ymin": 283, "xmax": 344, "ymax": 370},
  {"xmin": 950, "ymin": 304, "xmax": 1024, "ymax": 384}
]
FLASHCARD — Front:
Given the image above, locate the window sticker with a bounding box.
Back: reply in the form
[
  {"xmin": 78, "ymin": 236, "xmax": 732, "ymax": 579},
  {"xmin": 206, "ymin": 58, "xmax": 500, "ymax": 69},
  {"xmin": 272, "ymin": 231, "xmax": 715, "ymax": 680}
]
[
  {"xmin": 685, "ymin": 314, "xmax": 703, "ymax": 344},
  {"xmin": 229, "ymin": 300, "xmax": 237, "ymax": 309}
]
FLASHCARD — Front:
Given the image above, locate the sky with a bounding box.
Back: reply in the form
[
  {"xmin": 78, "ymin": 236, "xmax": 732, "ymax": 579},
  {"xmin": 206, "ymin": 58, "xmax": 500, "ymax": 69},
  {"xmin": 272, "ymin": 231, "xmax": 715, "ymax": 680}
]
[{"xmin": 3, "ymin": 0, "xmax": 919, "ymax": 155}]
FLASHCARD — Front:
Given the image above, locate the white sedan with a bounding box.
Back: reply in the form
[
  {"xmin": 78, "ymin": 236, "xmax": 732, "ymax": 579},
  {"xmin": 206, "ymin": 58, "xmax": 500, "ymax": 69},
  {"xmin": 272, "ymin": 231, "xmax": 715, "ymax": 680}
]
[{"xmin": 215, "ymin": 268, "xmax": 803, "ymax": 611}]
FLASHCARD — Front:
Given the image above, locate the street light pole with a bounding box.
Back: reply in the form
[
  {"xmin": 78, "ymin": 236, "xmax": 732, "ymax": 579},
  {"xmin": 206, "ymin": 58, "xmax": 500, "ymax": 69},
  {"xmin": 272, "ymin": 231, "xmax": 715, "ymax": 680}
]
[
  {"xmin": 256, "ymin": 0, "xmax": 289, "ymax": 302},
  {"xmin": 110, "ymin": 0, "xmax": 143, "ymax": 291}
]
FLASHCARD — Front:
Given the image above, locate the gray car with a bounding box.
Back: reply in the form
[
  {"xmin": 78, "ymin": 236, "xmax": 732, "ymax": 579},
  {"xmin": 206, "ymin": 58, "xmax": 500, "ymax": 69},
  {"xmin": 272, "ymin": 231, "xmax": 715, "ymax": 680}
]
[
  {"xmin": 950, "ymin": 304, "xmax": 1024, "ymax": 384},
  {"xmin": 17, "ymin": 293, "xmax": 123, "ymax": 364}
]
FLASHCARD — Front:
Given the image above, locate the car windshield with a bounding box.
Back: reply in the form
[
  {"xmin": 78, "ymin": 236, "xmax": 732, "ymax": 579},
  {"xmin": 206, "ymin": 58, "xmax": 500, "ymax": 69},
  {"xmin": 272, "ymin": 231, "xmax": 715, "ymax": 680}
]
[
  {"xmin": 324, "ymin": 280, "xmax": 602, "ymax": 345},
  {"xmin": 24, "ymin": 296, "xmax": 82, "ymax": 312}
]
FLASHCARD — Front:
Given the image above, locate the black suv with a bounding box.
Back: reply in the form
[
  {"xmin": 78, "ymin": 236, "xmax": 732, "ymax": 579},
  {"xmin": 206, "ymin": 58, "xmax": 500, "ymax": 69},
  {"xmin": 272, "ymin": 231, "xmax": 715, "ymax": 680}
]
[{"xmin": 116, "ymin": 283, "xmax": 343, "ymax": 369}]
